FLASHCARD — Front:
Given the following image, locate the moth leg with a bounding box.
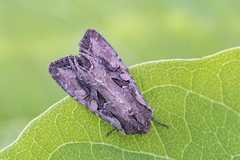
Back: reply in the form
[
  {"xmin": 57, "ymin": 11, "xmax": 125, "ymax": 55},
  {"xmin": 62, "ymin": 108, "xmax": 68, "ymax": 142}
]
[
  {"xmin": 105, "ymin": 129, "xmax": 116, "ymax": 137},
  {"xmin": 151, "ymin": 117, "xmax": 169, "ymax": 128}
]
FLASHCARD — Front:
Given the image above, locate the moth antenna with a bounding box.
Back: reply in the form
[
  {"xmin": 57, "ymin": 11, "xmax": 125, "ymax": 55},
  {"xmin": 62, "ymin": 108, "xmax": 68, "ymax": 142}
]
[
  {"xmin": 151, "ymin": 117, "xmax": 169, "ymax": 128},
  {"xmin": 105, "ymin": 129, "xmax": 116, "ymax": 137}
]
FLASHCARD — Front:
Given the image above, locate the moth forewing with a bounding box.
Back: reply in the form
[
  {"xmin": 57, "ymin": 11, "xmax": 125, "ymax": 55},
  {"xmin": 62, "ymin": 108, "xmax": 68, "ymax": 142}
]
[{"xmin": 48, "ymin": 29, "xmax": 169, "ymax": 136}]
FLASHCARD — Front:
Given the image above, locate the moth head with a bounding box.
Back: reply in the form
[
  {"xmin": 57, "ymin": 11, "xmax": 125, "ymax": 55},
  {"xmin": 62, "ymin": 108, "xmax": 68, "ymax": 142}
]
[{"xmin": 126, "ymin": 105, "xmax": 153, "ymax": 135}]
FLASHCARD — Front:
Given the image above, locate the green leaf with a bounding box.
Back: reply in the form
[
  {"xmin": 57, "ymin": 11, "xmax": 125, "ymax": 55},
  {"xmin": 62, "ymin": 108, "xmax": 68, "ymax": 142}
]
[{"xmin": 1, "ymin": 48, "xmax": 240, "ymax": 160}]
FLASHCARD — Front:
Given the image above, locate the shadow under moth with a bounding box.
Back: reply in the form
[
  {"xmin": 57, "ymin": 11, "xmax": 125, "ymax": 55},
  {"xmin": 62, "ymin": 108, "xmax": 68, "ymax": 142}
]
[{"xmin": 48, "ymin": 29, "xmax": 169, "ymax": 136}]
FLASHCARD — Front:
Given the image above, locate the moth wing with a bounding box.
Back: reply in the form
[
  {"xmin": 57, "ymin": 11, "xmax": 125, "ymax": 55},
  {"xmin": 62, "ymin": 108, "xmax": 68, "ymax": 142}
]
[
  {"xmin": 79, "ymin": 29, "xmax": 151, "ymax": 108},
  {"xmin": 78, "ymin": 29, "xmax": 153, "ymax": 135},
  {"xmin": 79, "ymin": 29, "xmax": 122, "ymax": 71},
  {"xmin": 48, "ymin": 56, "xmax": 90, "ymax": 108},
  {"xmin": 48, "ymin": 55, "xmax": 123, "ymax": 132}
]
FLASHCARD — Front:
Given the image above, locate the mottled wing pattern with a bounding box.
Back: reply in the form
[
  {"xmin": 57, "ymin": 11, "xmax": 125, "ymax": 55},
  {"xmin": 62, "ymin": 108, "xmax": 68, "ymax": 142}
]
[
  {"xmin": 80, "ymin": 30, "xmax": 150, "ymax": 104},
  {"xmin": 48, "ymin": 29, "xmax": 155, "ymax": 135}
]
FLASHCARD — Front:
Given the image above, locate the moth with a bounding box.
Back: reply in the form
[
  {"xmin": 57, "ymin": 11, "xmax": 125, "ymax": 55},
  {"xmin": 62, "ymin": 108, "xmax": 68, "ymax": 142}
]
[{"xmin": 48, "ymin": 29, "xmax": 169, "ymax": 136}]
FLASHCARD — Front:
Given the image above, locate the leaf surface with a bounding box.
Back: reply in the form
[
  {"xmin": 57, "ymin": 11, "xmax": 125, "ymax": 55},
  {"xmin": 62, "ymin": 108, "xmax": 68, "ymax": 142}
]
[{"xmin": 1, "ymin": 48, "xmax": 240, "ymax": 160}]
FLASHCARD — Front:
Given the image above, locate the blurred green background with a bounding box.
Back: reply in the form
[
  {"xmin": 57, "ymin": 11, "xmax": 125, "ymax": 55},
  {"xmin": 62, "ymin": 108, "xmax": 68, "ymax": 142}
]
[{"xmin": 1, "ymin": 0, "xmax": 240, "ymax": 150}]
